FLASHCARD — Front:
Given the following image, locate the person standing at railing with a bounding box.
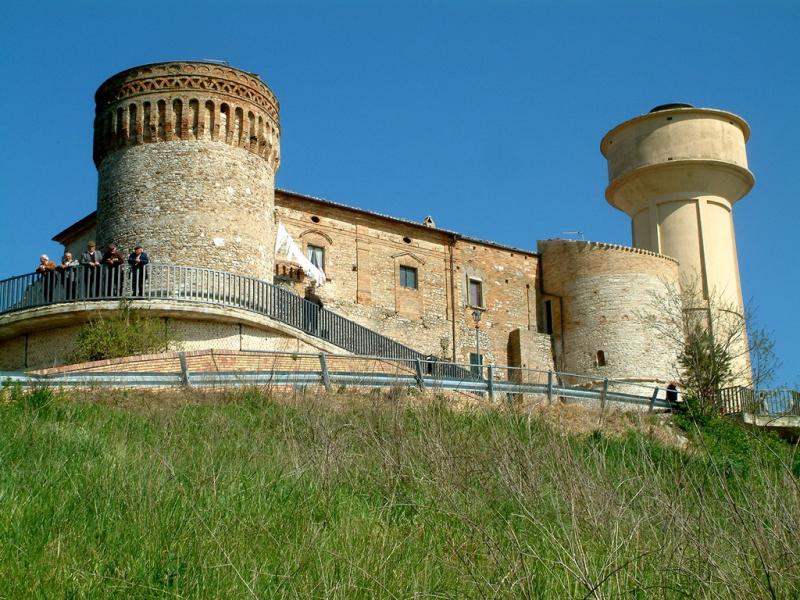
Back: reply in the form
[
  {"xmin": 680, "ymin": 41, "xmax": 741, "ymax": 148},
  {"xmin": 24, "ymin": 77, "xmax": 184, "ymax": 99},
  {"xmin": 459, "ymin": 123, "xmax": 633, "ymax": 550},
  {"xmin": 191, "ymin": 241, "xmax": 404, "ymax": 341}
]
[
  {"xmin": 666, "ymin": 383, "xmax": 680, "ymax": 411},
  {"xmin": 303, "ymin": 286, "xmax": 323, "ymax": 337},
  {"xmin": 102, "ymin": 243, "xmax": 124, "ymax": 297},
  {"xmin": 127, "ymin": 245, "xmax": 149, "ymax": 297},
  {"xmin": 35, "ymin": 255, "xmax": 56, "ymax": 273},
  {"xmin": 58, "ymin": 252, "xmax": 79, "ymax": 300},
  {"xmin": 35, "ymin": 254, "xmax": 57, "ymax": 302},
  {"xmin": 80, "ymin": 241, "xmax": 103, "ymax": 298}
]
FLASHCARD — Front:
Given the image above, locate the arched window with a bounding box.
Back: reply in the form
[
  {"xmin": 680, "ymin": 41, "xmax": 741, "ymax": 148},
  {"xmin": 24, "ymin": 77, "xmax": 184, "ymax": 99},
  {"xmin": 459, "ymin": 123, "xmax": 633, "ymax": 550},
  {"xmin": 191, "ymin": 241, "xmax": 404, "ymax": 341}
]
[
  {"xmin": 595, "ymin": 350, "xmax": 606, "ymax": 367},
  {"xmin": 172, "ymin": 99, "xmax": 183, "ymax": 138}
]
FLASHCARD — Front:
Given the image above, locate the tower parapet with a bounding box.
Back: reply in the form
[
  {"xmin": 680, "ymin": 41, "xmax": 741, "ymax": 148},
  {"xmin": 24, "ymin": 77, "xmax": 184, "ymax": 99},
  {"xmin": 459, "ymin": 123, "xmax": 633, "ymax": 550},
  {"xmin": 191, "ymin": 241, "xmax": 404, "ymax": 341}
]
[
  {"xmin": 93, "ymin": 61, "xmax": 281, "ymax": 280},
  {"xmin": 93, "ymin": 61, "xmax": 280, "ymax": 169}
]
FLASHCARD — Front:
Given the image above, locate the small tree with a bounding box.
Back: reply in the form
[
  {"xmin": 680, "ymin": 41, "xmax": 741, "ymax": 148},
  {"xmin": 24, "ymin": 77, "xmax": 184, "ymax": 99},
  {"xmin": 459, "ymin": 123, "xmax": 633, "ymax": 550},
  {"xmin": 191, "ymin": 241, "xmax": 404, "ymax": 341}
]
[
  {"xmin": 70, "ymin": 300, "xmax": 181, "ymax": 363},
  {"xmin": 640, "ymin": 276, "xmax": 779, "ymax": 417},
  {"xmin": 679, "ymin": 325, "xmax": 733, "ymax": 409}
]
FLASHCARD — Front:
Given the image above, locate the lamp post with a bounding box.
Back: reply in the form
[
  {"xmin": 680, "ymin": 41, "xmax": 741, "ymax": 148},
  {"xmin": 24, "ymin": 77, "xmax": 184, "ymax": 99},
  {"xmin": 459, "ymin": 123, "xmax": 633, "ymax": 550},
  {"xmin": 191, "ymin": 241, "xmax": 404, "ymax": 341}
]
[{"xmin": 472, "ymin": 309, "xmax": 482, "ymax": 377}]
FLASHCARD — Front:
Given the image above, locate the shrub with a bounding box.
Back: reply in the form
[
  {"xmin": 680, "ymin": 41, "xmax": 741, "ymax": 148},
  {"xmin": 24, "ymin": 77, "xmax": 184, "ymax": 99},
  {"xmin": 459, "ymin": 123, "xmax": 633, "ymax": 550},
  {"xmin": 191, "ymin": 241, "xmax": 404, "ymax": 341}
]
[
  {"xmin": 1, "ymin": 380, "xmax": 56, "ymax": 414},
  {"xmin": 70, "ymin": 300, "xmax": 181, "ymax": 363}
]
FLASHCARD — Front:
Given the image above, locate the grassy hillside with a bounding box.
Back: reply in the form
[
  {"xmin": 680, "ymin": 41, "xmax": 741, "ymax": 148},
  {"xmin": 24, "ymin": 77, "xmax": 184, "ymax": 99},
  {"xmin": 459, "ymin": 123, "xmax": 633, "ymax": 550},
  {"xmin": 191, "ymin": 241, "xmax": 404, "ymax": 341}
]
[{"xmin": 0, "ymin": 386, "xmax": 798, "ymax": 598}]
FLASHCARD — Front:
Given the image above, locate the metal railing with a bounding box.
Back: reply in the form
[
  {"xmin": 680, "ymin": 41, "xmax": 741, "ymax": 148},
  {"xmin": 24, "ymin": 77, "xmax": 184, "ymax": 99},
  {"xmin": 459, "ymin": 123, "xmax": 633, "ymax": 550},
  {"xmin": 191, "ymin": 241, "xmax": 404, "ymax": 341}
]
[
  {"xmin": 720, "ymin": 386, "xmax": 800, "ymax": 417},
  {"xmin": 0, "ymin": 351, "xmax": 676, "ymax": 411},
  {"xmin": 0, "ymin": 265, "xmax": 470, "ymax": 377}
]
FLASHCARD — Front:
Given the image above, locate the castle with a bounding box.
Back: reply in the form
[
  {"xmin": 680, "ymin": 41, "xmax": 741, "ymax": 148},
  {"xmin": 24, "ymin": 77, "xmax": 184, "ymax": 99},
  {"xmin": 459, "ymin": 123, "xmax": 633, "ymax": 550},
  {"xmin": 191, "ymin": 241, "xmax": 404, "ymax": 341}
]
[{"xmin": 0, "ymin": 62, "xmax": 754, "ymax": 389}]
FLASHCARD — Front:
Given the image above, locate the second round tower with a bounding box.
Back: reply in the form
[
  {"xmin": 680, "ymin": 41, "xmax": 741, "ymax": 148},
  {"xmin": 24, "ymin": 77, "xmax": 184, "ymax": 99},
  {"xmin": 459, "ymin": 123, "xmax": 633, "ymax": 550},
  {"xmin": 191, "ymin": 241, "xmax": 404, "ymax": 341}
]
[{"xmin": 93, "ymin": 61, "xmax": 281, "ymax": 280}]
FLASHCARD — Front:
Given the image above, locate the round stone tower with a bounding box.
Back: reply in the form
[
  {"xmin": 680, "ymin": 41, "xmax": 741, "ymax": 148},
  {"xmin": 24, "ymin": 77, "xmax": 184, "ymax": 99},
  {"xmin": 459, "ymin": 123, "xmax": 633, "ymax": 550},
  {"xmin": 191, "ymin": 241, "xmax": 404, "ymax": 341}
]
[
  {"xmin": 93, "ymin": 61, "xmax": 281, "ymax": 280},
  {"xmin": 538, "ymin": 239, "xmax": 682, "ymax": 388}
]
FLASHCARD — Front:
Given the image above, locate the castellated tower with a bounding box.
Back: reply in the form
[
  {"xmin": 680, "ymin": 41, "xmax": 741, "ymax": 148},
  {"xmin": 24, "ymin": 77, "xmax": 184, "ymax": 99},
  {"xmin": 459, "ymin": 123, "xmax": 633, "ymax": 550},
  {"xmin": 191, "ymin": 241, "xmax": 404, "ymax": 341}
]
[
  {"xmin": 93, "ymin": 61, "xmax": 281, "ymax": 280},
  {"xmin": 601, "ymin": 104, "xmax": 754, "ymax": 380}
]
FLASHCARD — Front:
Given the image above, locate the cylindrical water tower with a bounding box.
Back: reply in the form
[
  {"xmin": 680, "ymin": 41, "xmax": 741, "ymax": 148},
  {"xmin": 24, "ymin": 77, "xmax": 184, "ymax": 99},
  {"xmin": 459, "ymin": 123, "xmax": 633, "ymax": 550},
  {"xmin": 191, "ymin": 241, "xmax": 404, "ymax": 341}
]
[
  {"xmin": 93, "ymin": 61, "xmax": 281, "ymax": 280},
  {"xmin": 601, "ymin": 104, "xmax": 754, "ymax": 380}
]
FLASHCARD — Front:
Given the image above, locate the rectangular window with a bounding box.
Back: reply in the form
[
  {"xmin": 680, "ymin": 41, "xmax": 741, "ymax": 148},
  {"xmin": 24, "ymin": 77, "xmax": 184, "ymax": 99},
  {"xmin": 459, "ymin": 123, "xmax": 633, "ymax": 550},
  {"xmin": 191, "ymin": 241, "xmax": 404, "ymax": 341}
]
[
  {"xmin": 544, "ymin": 300, "xmax": 553, "ymax": 335},
  {"xmin": 469, "ymin": 352, "xmax": 483, "ymax": 378},
  {"xmin": 306, "ymin": 244, "xmax": 324, "ymax": 270},
  {"xmin": 399, "ymin": 265, "xmax": 418, "ymax": 289},
  {"xmin": 468, "ymin": 277, "xmax": 483, "ymax": 307}
]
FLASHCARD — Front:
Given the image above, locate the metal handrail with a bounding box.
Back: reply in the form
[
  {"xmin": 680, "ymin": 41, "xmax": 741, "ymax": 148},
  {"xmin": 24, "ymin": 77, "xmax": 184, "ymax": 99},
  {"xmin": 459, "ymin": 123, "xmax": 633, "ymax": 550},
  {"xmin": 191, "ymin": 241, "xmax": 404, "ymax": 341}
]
[
  {"xmin": 720, "ymin": 386, "xmax": 800, "ymax": 417},
  {"xmin": 0, "ymin": 264, "xmax": 471, "ymax": 377}
]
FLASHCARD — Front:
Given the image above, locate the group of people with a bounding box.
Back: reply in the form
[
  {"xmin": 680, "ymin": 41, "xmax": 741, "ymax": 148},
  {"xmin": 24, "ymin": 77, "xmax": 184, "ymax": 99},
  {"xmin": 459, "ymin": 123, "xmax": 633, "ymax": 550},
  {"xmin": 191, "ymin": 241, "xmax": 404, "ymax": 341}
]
[{"xmin": 35, "ymin": 241, "xmax": 150, "ymax": 300}]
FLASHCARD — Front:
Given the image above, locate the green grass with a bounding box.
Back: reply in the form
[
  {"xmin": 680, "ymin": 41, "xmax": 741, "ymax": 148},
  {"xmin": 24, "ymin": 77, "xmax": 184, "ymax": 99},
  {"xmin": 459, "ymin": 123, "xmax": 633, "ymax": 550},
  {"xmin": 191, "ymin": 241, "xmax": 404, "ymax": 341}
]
[{"xmin": 0, "ymin": 385, "xmax": 798, "ymax": 598}]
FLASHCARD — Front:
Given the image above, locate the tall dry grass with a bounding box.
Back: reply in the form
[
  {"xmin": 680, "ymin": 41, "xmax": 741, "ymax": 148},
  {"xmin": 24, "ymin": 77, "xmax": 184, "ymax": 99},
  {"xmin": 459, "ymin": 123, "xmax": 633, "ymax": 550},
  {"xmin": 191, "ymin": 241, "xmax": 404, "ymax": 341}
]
[{"xmin": 0, "ymin": 384, "xmax": 798, "ymax": 598}]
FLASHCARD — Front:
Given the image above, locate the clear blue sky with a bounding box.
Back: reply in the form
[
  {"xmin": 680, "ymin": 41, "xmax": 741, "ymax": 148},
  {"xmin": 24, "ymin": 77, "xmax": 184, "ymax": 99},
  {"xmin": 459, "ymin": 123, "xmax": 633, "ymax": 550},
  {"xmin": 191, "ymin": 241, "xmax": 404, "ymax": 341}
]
[{"xmin": 1, "ymin": 0, "xmax": 797, "ymax": 384}]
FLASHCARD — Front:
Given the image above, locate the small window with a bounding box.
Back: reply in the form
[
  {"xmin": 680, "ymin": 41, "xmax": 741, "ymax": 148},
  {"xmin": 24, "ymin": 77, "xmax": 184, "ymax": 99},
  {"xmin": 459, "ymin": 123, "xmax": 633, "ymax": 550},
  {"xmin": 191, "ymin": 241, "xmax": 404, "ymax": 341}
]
[
  {"xmin": 468, "ymin": 278, "xmax": 483, "ymax": 307},
  {"xmin": 469, "ymin": 352, "xmax": 483, "ymax": 378},
  {"xmin": 595, "ymin": 350, "xmax": 606, "ymax": 367},
  {"xmin": 306, "ymin": 244, "xmax": 324, "ymax": 270},
  {"xmin": 399, "ymin": 265, "xmax": 418, "ymax": 289},
  {"xmin": 544, "ymin": 300, "xmax": 553, "ymax": 335}
]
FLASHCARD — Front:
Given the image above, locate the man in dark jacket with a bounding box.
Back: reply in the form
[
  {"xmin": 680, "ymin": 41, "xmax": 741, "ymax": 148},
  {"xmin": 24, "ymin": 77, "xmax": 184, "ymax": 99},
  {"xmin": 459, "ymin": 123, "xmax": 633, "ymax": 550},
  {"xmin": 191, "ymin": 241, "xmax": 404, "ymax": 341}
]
[
  {"xmin": 102, "ymin": 243, "xmax": 124, "ymax": 296},
  {"xmin": 80, "ymin": 241, "xmax": 103, "ymax": 298},
  {"xmin": 127, "ymin": 245, "xmax": 150, "ymax": 296}
]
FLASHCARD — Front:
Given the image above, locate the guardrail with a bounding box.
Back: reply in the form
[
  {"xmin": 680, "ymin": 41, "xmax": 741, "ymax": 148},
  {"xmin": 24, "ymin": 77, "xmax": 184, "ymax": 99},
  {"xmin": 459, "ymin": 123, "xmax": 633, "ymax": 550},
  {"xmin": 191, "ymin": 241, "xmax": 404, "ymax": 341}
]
[
  {"xmin": 720, "ymin": 386, "xmax": 800, "ymax": 417},
  {"xmin": 0, "ymin": 265, "xmax": 470, "ymax": 378},
  {"xmin": 0, "ymin": 352, "xmax": 676, "ymax": 412}
]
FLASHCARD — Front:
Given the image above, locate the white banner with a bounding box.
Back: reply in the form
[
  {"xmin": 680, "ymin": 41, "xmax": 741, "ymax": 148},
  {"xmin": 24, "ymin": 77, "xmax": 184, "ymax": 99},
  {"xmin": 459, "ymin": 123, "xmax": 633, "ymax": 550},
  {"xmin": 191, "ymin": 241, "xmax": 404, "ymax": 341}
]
[{"xmin": 275, "ymin": 222, "xmax": 326, "ymax": 287}]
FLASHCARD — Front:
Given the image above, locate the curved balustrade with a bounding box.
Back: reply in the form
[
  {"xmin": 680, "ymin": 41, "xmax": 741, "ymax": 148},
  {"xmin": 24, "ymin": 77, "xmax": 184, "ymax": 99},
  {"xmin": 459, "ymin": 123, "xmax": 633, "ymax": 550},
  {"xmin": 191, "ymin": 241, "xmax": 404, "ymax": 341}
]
[{"xmin": 0, "ymin": 264, "xmax": 468, "ymax": 375}]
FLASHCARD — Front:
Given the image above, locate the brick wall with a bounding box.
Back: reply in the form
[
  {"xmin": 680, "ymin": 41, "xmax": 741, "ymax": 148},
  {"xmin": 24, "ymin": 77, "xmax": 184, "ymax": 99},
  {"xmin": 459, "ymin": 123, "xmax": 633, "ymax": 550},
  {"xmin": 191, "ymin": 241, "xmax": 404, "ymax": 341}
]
[
  {"xmin": 31, "ymin": 350, "xmax": 419, "ymax": 377},
  {"xmin": 275, "ymin": 192, "xmax": 542, "ymax": 367},
  {"xmin": 538, "ymin": 239, "xmax": 682, "ymax": 385}
]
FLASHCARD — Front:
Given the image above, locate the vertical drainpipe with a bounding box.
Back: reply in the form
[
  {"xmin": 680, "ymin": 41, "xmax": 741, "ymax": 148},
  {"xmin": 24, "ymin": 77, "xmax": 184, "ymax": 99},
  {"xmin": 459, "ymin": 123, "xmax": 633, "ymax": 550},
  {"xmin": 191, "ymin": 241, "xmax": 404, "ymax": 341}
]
[{"xmin": 448, "ymin": 234, "xmax": 458, "ymax": 362}]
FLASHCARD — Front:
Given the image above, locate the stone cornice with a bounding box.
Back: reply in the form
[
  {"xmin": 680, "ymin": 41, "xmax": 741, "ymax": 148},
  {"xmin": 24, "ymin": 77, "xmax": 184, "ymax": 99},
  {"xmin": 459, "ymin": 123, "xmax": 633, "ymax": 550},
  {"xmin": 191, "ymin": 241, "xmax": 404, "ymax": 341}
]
[
  {"xmin": 95, "ymin": 61, "xmax": 279, "ymax": 121},
  {"xmin": 93, "ymin": 61, "xmax": 281, "ymax": 169}
]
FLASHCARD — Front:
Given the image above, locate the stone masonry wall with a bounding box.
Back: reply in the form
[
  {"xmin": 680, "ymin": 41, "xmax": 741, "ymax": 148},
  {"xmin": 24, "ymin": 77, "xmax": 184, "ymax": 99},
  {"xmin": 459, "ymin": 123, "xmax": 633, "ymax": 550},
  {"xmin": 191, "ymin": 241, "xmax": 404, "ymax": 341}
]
[
  {"xmin": 97, "ymin": 141, "xmax": 275, "ymax": 279},
  {"xmin": 0, "ymin": 336, "xmax": 25, "ymax": 371},
  {"xmin": 538, "ymin": 239, "xmax": 681, "ymax": 385},
  {"xmin": 166, "ymin": 318, "xmax": 322, "ymax": 355},
  {"xmin": 0, "ymin": 325, "xmax": 87, "ymax": 371},
  {"xmin": 0, "ymin": 316, "xmax": 321, "ymax": 371}
]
